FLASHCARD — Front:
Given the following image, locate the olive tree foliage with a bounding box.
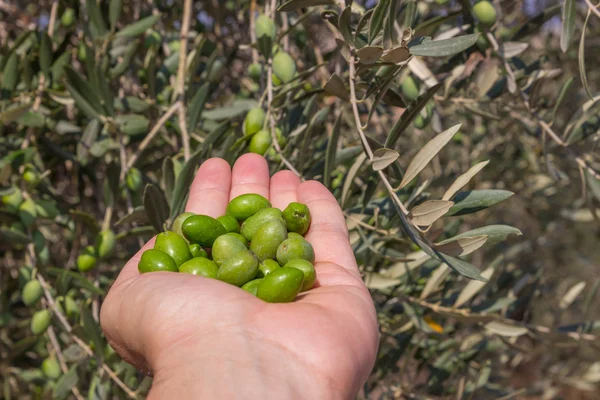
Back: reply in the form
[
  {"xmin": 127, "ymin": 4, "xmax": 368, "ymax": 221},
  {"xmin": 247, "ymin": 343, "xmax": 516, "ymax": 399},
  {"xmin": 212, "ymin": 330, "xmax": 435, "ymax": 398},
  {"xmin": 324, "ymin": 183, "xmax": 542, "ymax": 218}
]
[{"xmin": 1, "ymin": 0, "xmax": 599, "ymax": 398}]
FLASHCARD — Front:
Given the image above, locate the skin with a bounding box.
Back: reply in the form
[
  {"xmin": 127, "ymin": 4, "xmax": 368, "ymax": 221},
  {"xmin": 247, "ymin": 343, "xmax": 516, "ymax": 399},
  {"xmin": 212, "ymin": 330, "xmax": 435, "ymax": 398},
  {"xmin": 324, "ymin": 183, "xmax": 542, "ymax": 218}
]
[{"xmin": 100, "ymin": 154, "xmax": 379, "ymax": 399}]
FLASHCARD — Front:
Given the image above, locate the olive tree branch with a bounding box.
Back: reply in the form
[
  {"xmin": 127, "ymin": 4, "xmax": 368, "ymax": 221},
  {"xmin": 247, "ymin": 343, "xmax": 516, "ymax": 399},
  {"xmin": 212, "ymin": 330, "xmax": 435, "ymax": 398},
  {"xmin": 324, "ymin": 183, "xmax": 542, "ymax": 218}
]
[
  {"xmin": 46, "ymin": 325, "xmax": 86, "ymax": 400},
  {"xmin": 175, "ymin": 0, "xmax": 193, "ymax": 161},
  {"xmin": 347, "ymin": 53, "xmax": 409, "ymax": 215}
]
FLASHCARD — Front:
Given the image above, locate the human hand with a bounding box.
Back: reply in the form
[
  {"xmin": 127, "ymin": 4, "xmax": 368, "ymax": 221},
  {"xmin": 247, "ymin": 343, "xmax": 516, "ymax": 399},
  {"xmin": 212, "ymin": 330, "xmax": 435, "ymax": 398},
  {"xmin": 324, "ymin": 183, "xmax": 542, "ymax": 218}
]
[{"xmin": 100, "ymin": 154, "xmax": 379, "ymax": 399}]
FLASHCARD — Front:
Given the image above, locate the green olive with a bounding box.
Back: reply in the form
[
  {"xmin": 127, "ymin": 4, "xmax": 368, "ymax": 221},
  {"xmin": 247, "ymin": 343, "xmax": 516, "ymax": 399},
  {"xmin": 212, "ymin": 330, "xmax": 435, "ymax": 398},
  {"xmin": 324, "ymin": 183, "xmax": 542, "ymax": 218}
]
[
  {"xmin": 64, "ymin": 296, "xmax": 79, "ymax": 319},
  {"xmin": 77, "ymin": 246, "xmax": 97, "ymax": 273},
  {"xmin": 414, "ymin": 114, "xmax": 428, "ymax": 129},
  {"xmin": 282, "ymin": 202, "xmax": 311, "ymax": 235},
  {"xmin": 212, "ymin": 234, "xmax": 248, "ymax": 267},
  {"xmin": 216, "ymin": 250, "xmax": 259, "ymax": 287},
  {"xmin": 257, "ymin": 267, "xmax": 304, "ymax": 303},
  {"xmin": 241, "ymin": 278, "xmax": 263, "ymax": 295},
  {"xmin": 22, "ymin": 280, "xmax": 43, "ymax": 306},
  {"xmin": 255, "ymin": 15, "xmax": 276, "ymax": 40},
  {"xmin": 19, "ymin": 198, "xmax": 37, "ymax": 227},
  {"xmin": 473, "ymin": 0, "xmax": 497, "ymax": 27},
  {"xmin": 217, "ymin": 215, "xmax": 241, "ymax": 233},
  {"xmin": 19, "ymin": 266, "xmax": 32, "ymax": 287},
  {"xmin": 154, "ymin": 231, "xmax": 192, "ymax": 267},
  {"xmin": 283, "ymin": 259, "xmax": 316, "ymax": 291},
  {"xmin": 42, "ymin": 357, "xmax": 62, "ymax": 379},
  {"xmin": 144, "ymin": 30, "xmax": 162, "ymax": 48},
  {"xmin": 272, "ymin": 52, "xmax": 296, "ymax": 84},
  {"xmin": 138, "ymin": 249, "xmax": 178, "ymax": 273},
  {"xmin": 126, "ymin": 167, "xmax": 143, "ymax": 191},
  {"xmin": 2, "ymin": 187, "xmax": 23, "ymax": 212},
  {"xmin": 31, "ymin": 309, "xmax": 52, "ymax": 335},
  {"xmin": 189, "ymin": 243, "xmax": 208, "ymax": 258},
  {"xmin": 257, "ymin": 259, "xmax": 281, "ymax": 278},
  {"xmin": 401, "ymin": 75, "xmax": 419, "ymax": 102},
  {"xmin": 61, "ymin": 8, "xmax": 75, "ymax": 27},
  {"xmin": 276, "ymin": 237, "xmax": 315, "ymax": 265},
  {"xmin": 179, "ymin": 257, "xmax": 218, "ymax": 278},
  {"xmin": 226, "ymin": 193, "xmax": 271, "ymax": 221},
  {"xmin": 77, "ymin": 43, "xmax": 87, "ymax": 62},
  {"xmin": 244, "ymin": 108, "xmax": 266, "ymax": 136},
  {"xmin": 240, "ymin": 207, "xmax": 283, "ymax": 241},
  {"xmin": 172, "ymin": 212, "xmax": 195, "ymax": 238},
  {"xmin": 248, "ymin": 129, "xmax": 271, "ymax": 155},
  {"xmin": 224, "ymin": 232, "xmax": 248, "ymax": 245},
  {"xmin": 287, "ymin": 232, "xmax": 304, "ymax": 240},
  {"xmin": 96, "ymin": 230, "xmax": 116, "ymax": 259},
  {"xmin": 271, "ymin": 73, "xmax": 282, "ymax": 87},
  {"xmin": 248, "ymin": 63, "xmax": 262, "ymax": 81},
  {"xmin": 23, "ymin": 169, "xmax": 39, "ymax": 185},
  {"xmin": 250, "ymin": 219, "xmax": 287, "ymax": 261},
  {"xmin": 182, "ymin": 215, "xmax": 226, "ymax": 247}
]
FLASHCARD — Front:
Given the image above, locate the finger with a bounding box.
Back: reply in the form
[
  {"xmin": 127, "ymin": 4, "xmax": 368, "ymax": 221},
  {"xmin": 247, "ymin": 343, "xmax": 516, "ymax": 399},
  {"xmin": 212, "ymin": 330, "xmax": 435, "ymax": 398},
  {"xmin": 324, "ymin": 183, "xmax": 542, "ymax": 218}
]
[
  {"xmin": 297, "ymin": 180, "xmax": 360, "ymax": 278},
  {"xmin": 269, "ymin": 170, "xmax": 300, "ymax": 210},
  {"xmin": 112, "ymin": 238, "xmax": 156, "ymax": 286},
  {"xmin": 185, "ymin": 158, "xmax": 232, "ymax": 218},
  {"xmin": 229, "ymin": 153, "xmax": 270, "ymax": 200}
]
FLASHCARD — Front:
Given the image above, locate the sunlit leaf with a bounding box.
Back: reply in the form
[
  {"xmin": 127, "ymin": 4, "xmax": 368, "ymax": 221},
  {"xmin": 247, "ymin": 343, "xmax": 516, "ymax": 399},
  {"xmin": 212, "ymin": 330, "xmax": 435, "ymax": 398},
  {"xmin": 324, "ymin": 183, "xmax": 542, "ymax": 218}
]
[
  {"xmin": 409, "ymin": 200, "xmax": 454, "ymax": 226},
  {"xmin": 454, "ymin": 267, "xmax": 495, "ymax": 307},
  {"xmin": 433, "ymin": 235, "xmax": 488, "ymax": 257},
  {"xmin": 116, "ymin": 14, "xmax": 161, "ymax": 38},
  {"xmin": 447, "ymin": 190, "xmax": 514, "ymax": 216},
  {"xmin": 560, "ymin": 0, "xmax": 576, "ymax": 52},
  {"xmin": 372, "ymin": 148, "xmax": 399, "ymax": 171},
  {"xmin": 399, "ymin": 124, "xmax": 461, "ymax": 188},
  {"xmin": 442, "ymin": 160, "xmax": 489, "ymax": 201},
  {"xmin": 484, "ymin": 321, "xmax": 528, "ymax": 337},
  {"xmin": 408, "ymin": 34, "xmax": 478, "ymax": 57}
]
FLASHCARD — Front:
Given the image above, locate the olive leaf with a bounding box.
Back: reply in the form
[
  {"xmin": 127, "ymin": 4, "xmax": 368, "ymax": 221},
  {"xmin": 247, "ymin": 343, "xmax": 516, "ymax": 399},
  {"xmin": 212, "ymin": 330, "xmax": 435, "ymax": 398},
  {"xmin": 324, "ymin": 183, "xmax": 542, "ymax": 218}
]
[
  {"xmin": 115, "ymin": 14, "xmax": 161, "ymax": 38},
  {"xmin": 144, "ymin": 184, "xmax": 170, "ymax": 233},
  {"xmin": 399, "ymin": 124, "xmax": 461, "ymax": 189},
  {"xmin": 560, "ymin": 0, "xmax": 576, "ymax": 53},
  {"xmin": 324, "ymin": 111, "xmax": 343, "ymax": 188},
  {"xmin": 442, "ymin": 160, "xmax": 489, "ymax": 201},
  {"xmin": 53, "ymin": 365, "xmax": 79, "ymax": 400},
  {"xmin": 408, "ymin": 34, "xmax": 479, "ymax": 57},
  {"xmin": 447, "ymin": 190, "xmax": 514, "ymax": 216},
  {"xmin": 372, "ymin": 148, "xmax": 399, "ymax": 171},
  {"xmin": 409, "ymin": 200, "xmax": 454, "ymax": 226},
  {"xmin": 323, "ymin": 73, "xmax": 350, "ymax": 101}
]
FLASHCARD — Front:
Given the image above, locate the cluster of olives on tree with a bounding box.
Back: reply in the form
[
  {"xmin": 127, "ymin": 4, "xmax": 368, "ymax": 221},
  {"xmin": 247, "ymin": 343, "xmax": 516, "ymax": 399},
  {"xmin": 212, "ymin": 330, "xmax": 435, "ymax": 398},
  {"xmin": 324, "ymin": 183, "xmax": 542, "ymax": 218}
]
[{"xmin": 139, "ymin": 194, "xmax": 316, "ymax": 303}]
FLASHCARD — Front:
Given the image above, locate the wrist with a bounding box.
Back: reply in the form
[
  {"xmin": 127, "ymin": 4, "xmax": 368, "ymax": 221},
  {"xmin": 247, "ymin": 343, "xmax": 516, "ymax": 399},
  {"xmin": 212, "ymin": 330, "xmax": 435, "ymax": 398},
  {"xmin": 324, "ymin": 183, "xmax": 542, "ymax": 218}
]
[{"xmin": 148, "ymin": 331, "xmax": 338, "ymax": 400}]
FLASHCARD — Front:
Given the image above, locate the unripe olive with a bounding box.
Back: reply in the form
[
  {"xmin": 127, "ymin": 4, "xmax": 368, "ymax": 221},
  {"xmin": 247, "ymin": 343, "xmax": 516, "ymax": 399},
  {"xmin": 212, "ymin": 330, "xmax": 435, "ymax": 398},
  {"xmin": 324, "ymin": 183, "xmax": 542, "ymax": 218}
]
[
  {"xmin": 287, "ymin": 232, "xmax": 304, "ymax": 240},
  {"xmin": 413, "ymin": 114, "xmax": 428, "ymax": 129},
  {"xmin": 401, "ymin": 76, "xmax": 419, "ymax": 102},
  {"xmin": 257, "ymin": 259, "xmax": 281, "ymax": 278},
  {"xmin": 248, "ymin": 63, "xmax": 262, "ymax": 81},
  {"xmin": 257, "ymin": 267, "xmax": 304, "ymax": 303},
  {"xmin": 473, "ymin": 1, "xmax": 497, "ymax": 27},
  {"xmin": 283, "ymin": 259, "xmax": 316, "ymax": 291},
  {"xmin": 272, "ymin": 52, "xmax": 296, "ymax": 84},
  {"xmin": 31, "ymin": 309, "xmax": 52, "ymax": 335},
  {"xmin": 126, "ymin": 167, "xmax": 143, "ymax": 191},
  {"xmin": 64, "ymin": 296, "xmax": 79, "ymax": 319},
  {"xmin": 77, "ymin": 246, "xmax": 97, "ymax": 272},
  {"xmin": 250, "ymin": 219, "xmax": 287, "ymax": 261},
  {"xmin": 168, "ymin": 40, "xmax": 181, "ymax": 53},
  {"xmin": 61, "ymin": 8, "xmax": 75, "ymax": 27},
  {"xmin": 19, "ymin": 198, "xmax": 37, "ymax": 227},
  {"xmin": 240, "ymin": 208, "xmax": 283, "ymax": 241},
  {"xmin": 22, "ymin": 280, "xmax": 43, "ymax": 306},
  {"xmin": 249, "ymin": 129, "xmax": 271, "ymax": 155},
  {"xmin": 182, "ymin": 215, "xmax": 226, "ymax": 247},
  {"xmin": 154, "ymin": 231, "xmax": 192, "ymax": 267},
  {"xmin": 212, "ymin": 234, "xmax": 248, "ymax": 267},
  {"xmin": 276, "ymin": 237, "xmax": 315, "ymax": 266},
  {"xmin": 217, "ymin": 215, "xmax": 241, "ymax": 233},
  {"xmin": 2, "ymin": 187, "xmax": 23, "ymax": 212},
  {"xmin": 226, "ymin": 193, "xmax": 271, "ymax": 221},
  {"xmin": 179, "ymin": 257, "xmax": 218, "ymax": 278},
  {"xmin": 282, "ymin": 202, "xmax": 311, "ymax": 235},
  {"xmin": 216, "ymin": 250, "xmax": 259, "ymax": 287},
  {"xmin": 188, "ymin": 243, "xmax": 208, "ymax": 258},
  {"xmin": 271, "ymin": 73, "xmax": 282, "ymax": 87},
  {"xmin": 224, "ymin": 232, "xmax": 248, "ymax": 245},
  {"xmin": 19, "ymin": 266, "xmax": 33, "ymax": 287},
  {"xmin": 241, "ymin": 278, "xmax": 263, "ymax": 295},
  {"xmin": 138, "ymin": 249, "xmax": 178, "ymax": 273},
  {"xmin": 77, "ymin": 43, "xmax": 87, "ymax": 62},
  {"xmin": 96, "ymin": 230, "xmax": 116, "ymax": 260},
  {"xmin": 172, "ymin": 212, "xmax": 195, "ymax": 238},
  {"xmin": 42, "ymin": 357, "xmax": 62, "ymax": 379},
  {"xmin": 23, "ymin": 168, "xmax": 39, "ymax": 186},
  {"xmin": 244, "ymin": 108, "xmax": 266, "ymax": 136},
  {"xmin": 255, "ymin": 15, "xmax": 276, "ymax": 41}
]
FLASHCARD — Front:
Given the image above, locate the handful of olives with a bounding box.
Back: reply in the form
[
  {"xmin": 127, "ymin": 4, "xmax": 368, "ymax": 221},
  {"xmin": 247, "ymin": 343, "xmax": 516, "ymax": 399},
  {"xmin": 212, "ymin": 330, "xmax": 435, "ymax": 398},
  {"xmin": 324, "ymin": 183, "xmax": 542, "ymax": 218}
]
[{"xmin": 138, "ymin": 194, "xmax": 315, "ymax": 303}]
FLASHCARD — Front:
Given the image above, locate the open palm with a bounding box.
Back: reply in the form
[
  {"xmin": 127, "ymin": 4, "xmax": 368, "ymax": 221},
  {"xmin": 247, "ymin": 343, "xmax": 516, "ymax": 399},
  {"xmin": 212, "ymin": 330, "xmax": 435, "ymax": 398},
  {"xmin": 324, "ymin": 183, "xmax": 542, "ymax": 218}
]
[{"xmin": 100, "ymin": 154, "xmax": 379, "ymax": 399}]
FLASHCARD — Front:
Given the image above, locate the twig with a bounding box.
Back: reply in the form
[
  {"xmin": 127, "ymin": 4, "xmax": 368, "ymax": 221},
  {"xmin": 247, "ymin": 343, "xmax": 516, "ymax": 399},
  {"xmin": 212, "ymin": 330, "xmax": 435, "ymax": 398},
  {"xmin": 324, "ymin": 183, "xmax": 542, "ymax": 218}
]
[
  {"xmin": 265, "ymin": 0, "xmax": 302, "ymax": 178},
  {"xmin": 583, "ymin": 0, "xmax": 600, "ymax": 19},
  {"xmin": 46, "ymin": 325, "xmax": 85, "ymax": 400},
  {"xmin": 175, "ymin": 0, "xmax": 193, "ymax": 161},
  {"xmin": 249, "ymin": 0, "xmax": 259, "ymax": 63},
  {"xmin": 126, "ymin": 102, "xmax": 180, "ymax": 171},
  {"xmin": 347, "ymin": 53, "xmax": 409, "ymax": 215}
]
